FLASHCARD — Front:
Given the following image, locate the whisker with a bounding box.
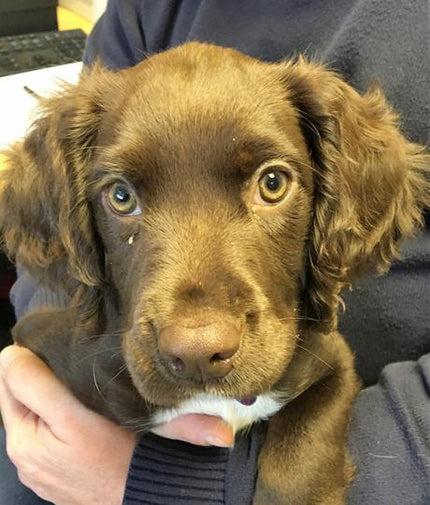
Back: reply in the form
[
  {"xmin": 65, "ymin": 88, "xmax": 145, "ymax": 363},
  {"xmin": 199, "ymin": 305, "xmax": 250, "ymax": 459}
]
[
  {"xmin": 76, "ymin": 329, "xmax": 125, "ymax": 342},
  {"xmin": 277, "ymin": 315, "xmax": 322, "ymax": 323},
  {"xmin": 295, "ymin": 110, "xmax": 323, "ymax": 146},
  {"xmin": 92, "ymin": 358, "xmax": 105, "ymax": 400},
  {"xmin": 121, "ymin": 417, "xmax": 154, "ymax": 434},
  {"xmin": 295, "ymin": 343, "xmax": 334, "ymax": 371},
  {"xmin": 104, "ymin": 364, "xmax": 128, "ymax": 388},
  {"xmin": 289, "ymin": 155, "xmax": 318, "ymax": 176},
  {"xmin": 248, "ymin": 305, "xmax": 331, "ymax": 326},
  {"xmin": 72, "ymin": 345, "xmax": 123, "ymax": 365}
]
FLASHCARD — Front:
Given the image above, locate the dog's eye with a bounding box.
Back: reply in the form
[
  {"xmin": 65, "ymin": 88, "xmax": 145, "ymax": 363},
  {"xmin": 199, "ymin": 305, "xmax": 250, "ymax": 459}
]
[
  {"xmin": 105, "ymin": 182, "xmax": 142, "ymax": 216},
  {"xmin": 257, "ymin": 169, "xmax": 291, "ymax": 204}
]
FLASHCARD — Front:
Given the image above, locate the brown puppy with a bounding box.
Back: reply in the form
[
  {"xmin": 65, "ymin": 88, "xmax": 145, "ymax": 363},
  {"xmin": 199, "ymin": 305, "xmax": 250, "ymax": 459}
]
[{"xmin": 1, "ymin": 43, "xmax": 429, "ymax": 504}]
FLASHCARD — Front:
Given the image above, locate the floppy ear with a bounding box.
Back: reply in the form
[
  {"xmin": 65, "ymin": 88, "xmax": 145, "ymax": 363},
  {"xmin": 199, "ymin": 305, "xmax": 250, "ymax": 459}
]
[
  {"xmin": 281, "ymin": 58, "xmax": 430, "ymax": 330},
  {"xmin": 0, "ymin": 64, "xmax": 116, "ymax": 321}
]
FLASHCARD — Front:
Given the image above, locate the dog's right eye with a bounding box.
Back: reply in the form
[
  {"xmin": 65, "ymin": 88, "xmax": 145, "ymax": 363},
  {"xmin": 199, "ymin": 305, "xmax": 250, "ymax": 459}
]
[
  {"xmin": 104, "ymin": 182, "xmax": 142, "ymax": 216},
  {"xmin": 258, "ymin": 170, "xmax": 290, "ymax": 203}
]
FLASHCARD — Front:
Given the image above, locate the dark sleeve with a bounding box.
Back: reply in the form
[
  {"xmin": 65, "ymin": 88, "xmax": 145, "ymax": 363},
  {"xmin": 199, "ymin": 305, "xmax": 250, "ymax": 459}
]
[
  {"xmin": 320, "ymin": 0, "xmax": 429, "ymax": 147},
  {"xmin": 83, "ymin": 0, "xmax": 204, "ymax": 68},
  {"xmin": 340, "ymin": 230, "xmax": 430, "ymax": 386},
  {"xmin": 83, "ymin": 0, "xmax": 146, "ymax": 68},
  {"xmin": 85, "ymin": 0, "xmax": 429, "ymax": 145},
  {"xmin": 347, "ymin": 354, "xmax": 430, "ymax": 505},
  {"xmin": 123, "ymin": 425, "xmax": 265, "ymax": 505},
  {"xmin": 9, "ymin": 267, "xmax": 68, "ymax": 320},
  {"xmin": 83, "ymin": 0, "xmax": 200, "ymax": 68}
]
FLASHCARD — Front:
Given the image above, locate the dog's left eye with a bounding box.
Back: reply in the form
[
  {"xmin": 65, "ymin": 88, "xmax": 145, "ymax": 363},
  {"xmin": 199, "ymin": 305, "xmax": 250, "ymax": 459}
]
[
  {"xmin": 257, "ymin": 169, "xmax": 291, "ymax": 204},
  {"xmin": 104, "ymin": 182, "xmax": 142, "ymax": 216}
]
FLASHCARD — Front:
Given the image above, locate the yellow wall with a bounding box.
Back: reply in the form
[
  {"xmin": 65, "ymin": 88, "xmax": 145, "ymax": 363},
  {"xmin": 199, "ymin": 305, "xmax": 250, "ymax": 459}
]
[{"xmin": 57, "ymin": 6, "xmax": 94, "ymax": 34}]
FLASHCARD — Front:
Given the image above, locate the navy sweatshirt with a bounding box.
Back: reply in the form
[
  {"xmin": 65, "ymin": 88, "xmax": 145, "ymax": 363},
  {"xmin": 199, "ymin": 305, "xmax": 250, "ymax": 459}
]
[{"xmin": 9, "ymin": 1, "xmax": 430, "ymax": 504}]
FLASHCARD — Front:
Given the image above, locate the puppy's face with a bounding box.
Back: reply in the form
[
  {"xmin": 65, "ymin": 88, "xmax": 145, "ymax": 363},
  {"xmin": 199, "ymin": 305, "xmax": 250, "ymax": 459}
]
[
  {"xmin": 2, "ymin": 43, "xmax": 428, "ymax": 431},
  {"xmin": 89, "ymin": 46, "xmax": 314, "ymax": 418}
]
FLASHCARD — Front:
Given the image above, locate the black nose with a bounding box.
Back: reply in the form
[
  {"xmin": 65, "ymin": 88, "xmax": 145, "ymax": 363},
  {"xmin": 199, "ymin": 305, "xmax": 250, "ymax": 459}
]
[{"xmin": 158, "ymin": 313, "xmax": 241, "ymax": 382}]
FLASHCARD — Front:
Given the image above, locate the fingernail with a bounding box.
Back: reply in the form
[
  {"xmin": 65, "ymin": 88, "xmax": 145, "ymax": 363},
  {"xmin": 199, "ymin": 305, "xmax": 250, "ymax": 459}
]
[{"xmin": 205, "ymin": 436, "xmax": 233, "ymax": 447}]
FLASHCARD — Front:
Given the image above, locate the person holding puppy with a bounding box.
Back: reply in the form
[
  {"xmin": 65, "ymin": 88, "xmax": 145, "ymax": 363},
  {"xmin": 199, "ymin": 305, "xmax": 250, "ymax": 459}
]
[{"xmin": 1, "ymin": 1, "xmax": 429, "ymax": 504}]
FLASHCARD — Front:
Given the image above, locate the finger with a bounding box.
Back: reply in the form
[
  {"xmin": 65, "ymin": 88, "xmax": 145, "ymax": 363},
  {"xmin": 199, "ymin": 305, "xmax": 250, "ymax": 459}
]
[
  {"xmin": 153, "ymin": 414, "xmax": 235, "ymax": 447},
  {"xmin": 0, "ymin": 375, "xmax": 36, "ymax": 434},
  {"xmin": 0, "ymin": 346, "xmax": 84, "ymax": 434},
  {"xmin": 0, "ymin": 375, "xmax": 41, "ymax": 468}
]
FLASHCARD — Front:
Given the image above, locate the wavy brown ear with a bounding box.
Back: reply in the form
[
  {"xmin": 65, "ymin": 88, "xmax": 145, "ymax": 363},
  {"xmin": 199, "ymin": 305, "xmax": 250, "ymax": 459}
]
[
  {"xmin": 0, "ymin": 64, "xmax": 116, "ymax": 320},
  {"xmin": 281, "ymin": 58, "xmax": 430, "ymax": 329}
]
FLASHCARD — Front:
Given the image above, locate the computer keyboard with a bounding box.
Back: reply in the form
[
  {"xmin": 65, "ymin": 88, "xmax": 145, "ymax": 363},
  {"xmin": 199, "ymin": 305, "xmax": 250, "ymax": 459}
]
[{"xmin": 0, "ymin": 29, "xmax": 86, "ymax": 77}]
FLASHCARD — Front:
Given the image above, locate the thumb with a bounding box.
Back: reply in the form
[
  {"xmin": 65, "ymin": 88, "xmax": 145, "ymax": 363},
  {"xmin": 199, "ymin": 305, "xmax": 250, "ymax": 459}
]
[
  {"xmin": 153, "ymin": 414, "xmax": 235, "ymax": 447},
  {"xmin": 0, "ymin": 345, "xmax": 85, "ymax": 431}
]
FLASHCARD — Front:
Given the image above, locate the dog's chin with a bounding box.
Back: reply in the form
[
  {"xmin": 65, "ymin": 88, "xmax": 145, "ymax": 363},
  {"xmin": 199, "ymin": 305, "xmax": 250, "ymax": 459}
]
[{"xmin": 150, "ymin": 392, "xmax": 283, "ymax": 435}]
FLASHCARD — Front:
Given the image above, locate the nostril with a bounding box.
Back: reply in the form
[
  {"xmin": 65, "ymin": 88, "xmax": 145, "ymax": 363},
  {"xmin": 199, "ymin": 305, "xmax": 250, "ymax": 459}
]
[
  {"xmin": 170, "ymin": 357, "xmax": 185, "ymax": 373},
  {"xmin": 206, "ymin": 351, "xmax": 235, "ymax": 379},
  {"xmin": 210, "ymin": 350, "xmax": 235, "ymax": 363}
]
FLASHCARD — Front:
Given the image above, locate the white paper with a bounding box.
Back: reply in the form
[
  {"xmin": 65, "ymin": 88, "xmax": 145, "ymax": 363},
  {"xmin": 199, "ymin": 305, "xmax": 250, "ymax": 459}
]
[{"xmin": 0, "ymin": 62, "xmax": 83, "ymax": 149}]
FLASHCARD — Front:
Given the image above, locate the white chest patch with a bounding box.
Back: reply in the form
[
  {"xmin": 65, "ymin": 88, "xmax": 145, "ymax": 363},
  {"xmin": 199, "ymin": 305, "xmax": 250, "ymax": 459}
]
[{"xmin": 151, "ymin": 393, "xmax": 283, "ymax": 434}]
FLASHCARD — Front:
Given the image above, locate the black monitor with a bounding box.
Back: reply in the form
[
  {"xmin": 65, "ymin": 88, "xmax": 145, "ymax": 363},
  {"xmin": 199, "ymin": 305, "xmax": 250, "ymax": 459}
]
[{"xmin": 0, "ymin": 0, "xmax": 58, "ymax": 36}]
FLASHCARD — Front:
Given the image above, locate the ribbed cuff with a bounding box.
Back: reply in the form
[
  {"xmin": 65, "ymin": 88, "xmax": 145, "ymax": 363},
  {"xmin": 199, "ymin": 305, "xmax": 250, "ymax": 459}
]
[
  {"xmin": 123, "ymin": 423, "xmax": 267, "ymax": 505},
  {"xmin": 123, "ymin": 433, "xmax": 229, "ymax": 505}
]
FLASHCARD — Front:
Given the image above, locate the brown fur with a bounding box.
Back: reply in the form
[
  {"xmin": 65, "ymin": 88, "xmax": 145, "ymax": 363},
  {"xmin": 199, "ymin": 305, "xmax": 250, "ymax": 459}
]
[{"xmin": 1, "ymin": 43, "xmax": 429, "ymax": 504}]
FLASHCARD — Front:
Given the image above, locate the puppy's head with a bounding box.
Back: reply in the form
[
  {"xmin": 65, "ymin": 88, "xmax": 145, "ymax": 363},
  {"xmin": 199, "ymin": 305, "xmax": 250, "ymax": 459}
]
[{"xmin": 1, "ymin": 43, "xmax": 428, "ymax": 430}]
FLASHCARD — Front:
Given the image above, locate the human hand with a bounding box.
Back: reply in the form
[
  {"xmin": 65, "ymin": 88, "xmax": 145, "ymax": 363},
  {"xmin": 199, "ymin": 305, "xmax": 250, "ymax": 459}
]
[{"xmin": 0, "ymin": 345, "xmax": 233, "ymax": 505}]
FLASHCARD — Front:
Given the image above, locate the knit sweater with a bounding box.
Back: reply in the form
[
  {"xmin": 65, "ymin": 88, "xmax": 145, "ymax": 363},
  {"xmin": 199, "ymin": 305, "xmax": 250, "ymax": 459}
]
[{"xmin": 9, "ymin": 1, "xmax": 430, "ymax": 504}]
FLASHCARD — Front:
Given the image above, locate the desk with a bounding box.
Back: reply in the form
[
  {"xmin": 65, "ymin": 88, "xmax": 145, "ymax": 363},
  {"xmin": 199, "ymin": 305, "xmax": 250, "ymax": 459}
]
[{"xmin": 0, "ymin": 8, "xmax": 93, "ymax": 168}]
